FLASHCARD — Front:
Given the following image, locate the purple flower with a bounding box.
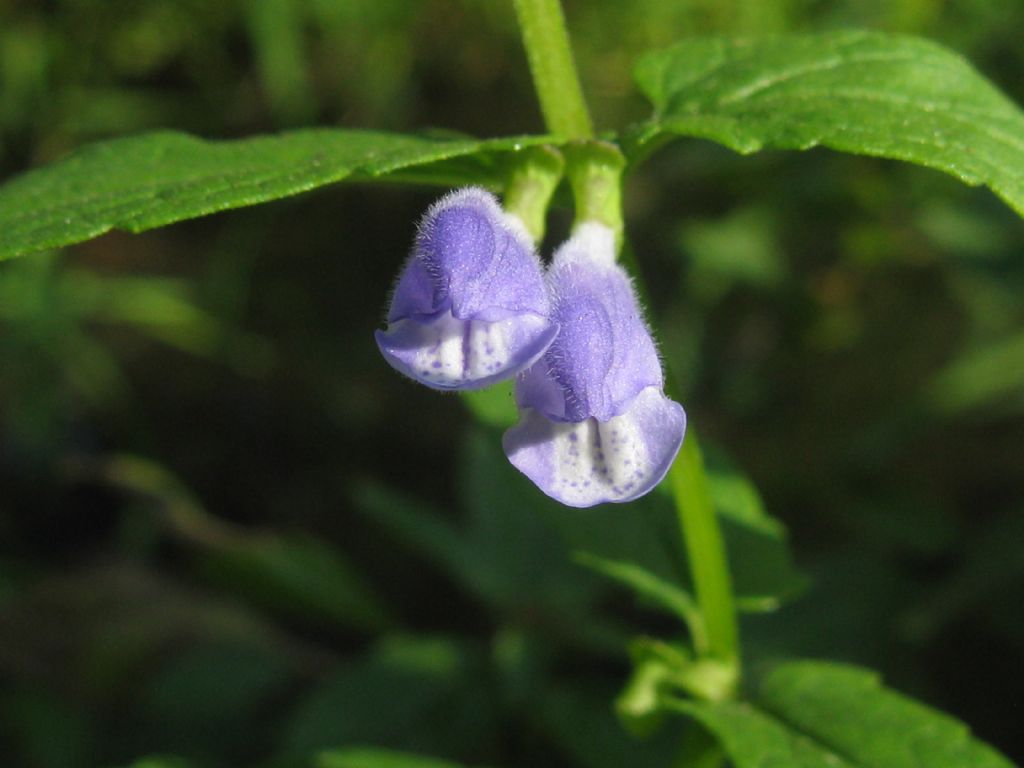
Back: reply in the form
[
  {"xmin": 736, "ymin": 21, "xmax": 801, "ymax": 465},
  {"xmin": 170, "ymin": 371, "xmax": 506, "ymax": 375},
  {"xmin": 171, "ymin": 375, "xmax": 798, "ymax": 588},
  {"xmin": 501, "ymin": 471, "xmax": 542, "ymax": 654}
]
[
  {"xmin": 503, "ymin": 224, "xmax": 686, "ymax": 507},
  {"xmin": 375, "ymin": 188, "xmax": 558, "ymax": 390}
]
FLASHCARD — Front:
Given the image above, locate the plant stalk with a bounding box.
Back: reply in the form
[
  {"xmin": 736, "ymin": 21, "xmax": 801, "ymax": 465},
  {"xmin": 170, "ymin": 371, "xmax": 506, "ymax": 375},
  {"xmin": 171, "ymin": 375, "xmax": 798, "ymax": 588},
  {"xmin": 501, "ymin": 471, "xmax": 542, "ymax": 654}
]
[
  {"xmin": 565, "ymin": 141, "xmax": 625, "ymax": 249},
  {"xmin": 512, "ymin": 0, "xmax": 594, "ymax": 139},
  {"xmin": 502, "ymin": 146, "xmax": 564, "ymax": 242},
  {"xmin": 513, "ymin": 0, "xmax": 740, "ymax": 690},
  {"xmin": 669, "ymin": 430, "xmax": 740, "ymax": 674}
]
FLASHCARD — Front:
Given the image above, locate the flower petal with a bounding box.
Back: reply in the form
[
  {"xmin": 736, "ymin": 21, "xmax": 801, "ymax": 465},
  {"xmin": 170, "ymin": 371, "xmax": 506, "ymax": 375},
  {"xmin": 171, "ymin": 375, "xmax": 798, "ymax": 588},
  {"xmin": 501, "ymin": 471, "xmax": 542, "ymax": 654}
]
[
  {"xmin": 523, "ymin": 223, "xmax": 663, "ymax": 422},
  {"xmin": 387, "ymin": 187, "xmax": 549, "ymax": 323},
  {"xmin": 376, "ymin": 310, "xmax": 557, "ymax": 390},
  {"xmin": 503, "ymin": 386, "xmax": 686, "ymax": 507},
  {"xmin": 378, "ymin": 187, "xmax": 556, "ymax": 390}
]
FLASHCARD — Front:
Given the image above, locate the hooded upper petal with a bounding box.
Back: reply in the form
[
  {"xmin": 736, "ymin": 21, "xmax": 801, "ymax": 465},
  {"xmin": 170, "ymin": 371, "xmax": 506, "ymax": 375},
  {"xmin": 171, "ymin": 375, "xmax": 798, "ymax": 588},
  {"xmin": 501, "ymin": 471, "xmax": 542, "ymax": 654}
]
[
  {"xmin": 522, "ymin": 223, "xmax": 663, "ymax": 422},
  {"xmin": 376, "ymin": 187, "xmax": 556, "ymax": 389},
  {"xmin": 504, "ymin": 222, "xmax": 686, "ymax": 507}
]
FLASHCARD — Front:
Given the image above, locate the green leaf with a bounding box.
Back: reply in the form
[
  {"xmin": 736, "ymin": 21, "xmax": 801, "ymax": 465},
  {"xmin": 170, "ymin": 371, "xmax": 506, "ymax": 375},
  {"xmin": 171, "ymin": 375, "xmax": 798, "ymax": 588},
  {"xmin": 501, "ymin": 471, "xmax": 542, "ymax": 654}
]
[
  {"xmin": 573, "ymin": 552, "xmax": 703, "ymax": 640},
  {"xmin": 668, "ymin": 661, "xmax": 1015, "ymax": 768},
  {"xmin": 360, "ymin": 426, "xmax": 804, "ymax": 647},
  {"xmin": 456, "ymin": 428, "xmax": 605, "ymax": 615},
  {"xmin": 96, "ymin": 454, "xmax": 392, "ymax": 632},
  {"xmin": 359, "ymin": 430, "xmax": 602, "ymax": 620},
  {"xmin": 681, "ymin": 206, "xmax": 786, "ymax": 304},
  {"xmin": 139, "ymin": 642, "xmax": 292, "ymax": 760},
  {"xmin": 460, "ymin": 379, "xmax": 518, "ymax": 429},
  {"xmin": 199, "ymin": 533, "xmax": 393, "ymax": 633},
  {"xmin": 704, "ymin": 449, "xmax": 809, "ymax": 613},
  {"xmin": 704, "ymin": 448, "xmax": 783, "ymax": 538},
  {"xmin": 353, "ymin": 482, "xmax": 487, "ymax": 595},
  {"xmin": 465, "ymin": 425, "xmax": 802, "ymax": 618},
  {"xmin": 246, "ymin": 0, "xmax": 316, "ymax": 125},
  {"xmin": 632, "ymin": 31, "xmax": 1024, "ymax": 217},
  {"xmin": 317, "ymin": 748, "xmax": 476, "ymax": 768},
  {"xmin": 0, "ymin": 129, "xmax": 554, "ymax": 260},
  {"xmin": 926, "ymin": 329, "xmax": 1024, "ymax": 413},
  {"xmin": 117, "ymin": 758, "xmax": 193, "ymax": 768},
  {"xmin": 716, "ymin": 512, "xmax": 807, "ymax": 615},
  {"xmin": 669, "ymin": 697, "xmax": 854, "ymax": 768},
  {"xmin": 904, "ymin": 512, "xmax": 1024, "ymax": 642},
  {"xmin": 1, "ymin": 688, "xmax": 94, "ymax": 768},
  {"xmin": 536, "ymin": 683, "xmax": 683, "ymax": 768},
  {"xmin": 282, "ymin": 635, "xmax": 496, "ymax": 761}
]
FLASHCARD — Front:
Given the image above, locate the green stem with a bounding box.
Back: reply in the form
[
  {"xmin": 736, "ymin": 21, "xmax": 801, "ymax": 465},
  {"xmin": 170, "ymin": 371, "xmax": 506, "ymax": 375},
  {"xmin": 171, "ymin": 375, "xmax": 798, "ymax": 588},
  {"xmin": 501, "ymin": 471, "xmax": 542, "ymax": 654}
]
[
  {"xmin": 512, "ymin": 0, "xmax": 594, "ymax": 139},
  {"xmin": 669, "ymin": 430, "xmax": 740, "ymax": 675},
  {"xmin": 511, "ymin": 0, "xmax": 740, "ymax": 694},
  {"xmin": 565, "ymin": 141, "xmax": 625, "ymax": 249},
  {"xmin": 502, "ymin": 146, "xmax": 564, "ymax": 242},
  {"xmin": 673, "ymin": 722, "xmax": 726, "ymax": 768}
]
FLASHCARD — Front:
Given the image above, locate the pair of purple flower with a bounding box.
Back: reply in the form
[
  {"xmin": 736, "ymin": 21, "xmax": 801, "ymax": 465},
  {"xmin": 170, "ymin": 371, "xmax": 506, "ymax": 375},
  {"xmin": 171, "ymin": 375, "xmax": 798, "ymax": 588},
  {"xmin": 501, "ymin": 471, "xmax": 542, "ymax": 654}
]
[{"xmin": 375, "ymin": 188, "xmax": 686, "ymax": 508}]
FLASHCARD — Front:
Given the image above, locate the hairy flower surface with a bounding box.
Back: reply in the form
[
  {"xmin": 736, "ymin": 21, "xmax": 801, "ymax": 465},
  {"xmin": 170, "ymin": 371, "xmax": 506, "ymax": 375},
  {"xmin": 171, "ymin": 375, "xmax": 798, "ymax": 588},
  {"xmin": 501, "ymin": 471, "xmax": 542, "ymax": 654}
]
[
  {"xmin": 375, "ymin": 188, "xmax": 557, "ymax": 390},
  {"xmin": 503, "ymin": 224, "xmax": 686, "ymax": 507}
]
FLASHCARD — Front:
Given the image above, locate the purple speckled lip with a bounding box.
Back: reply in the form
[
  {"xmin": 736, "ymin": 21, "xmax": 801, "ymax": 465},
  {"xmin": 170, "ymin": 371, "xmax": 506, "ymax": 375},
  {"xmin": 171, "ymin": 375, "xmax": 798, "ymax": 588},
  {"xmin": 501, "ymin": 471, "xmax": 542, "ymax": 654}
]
[
  {"xmin": 375, "ymin": 187, "xmax": 557, "ymax": 390},
  {"xmin": 375, "ymin": 190, "xmax": 683, "ymax": 507},
  {"xmin": 503, "ymin": 223, "xmax": 686, "ymax": 507}
]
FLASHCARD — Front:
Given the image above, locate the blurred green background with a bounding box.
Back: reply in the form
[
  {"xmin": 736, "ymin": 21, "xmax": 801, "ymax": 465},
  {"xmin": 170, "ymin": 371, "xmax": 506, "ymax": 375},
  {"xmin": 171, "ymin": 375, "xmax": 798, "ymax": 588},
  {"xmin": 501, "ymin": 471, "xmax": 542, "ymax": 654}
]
[{"xmin": 1, "ymin": 1, "xmax": 1023, "ymax": 766}]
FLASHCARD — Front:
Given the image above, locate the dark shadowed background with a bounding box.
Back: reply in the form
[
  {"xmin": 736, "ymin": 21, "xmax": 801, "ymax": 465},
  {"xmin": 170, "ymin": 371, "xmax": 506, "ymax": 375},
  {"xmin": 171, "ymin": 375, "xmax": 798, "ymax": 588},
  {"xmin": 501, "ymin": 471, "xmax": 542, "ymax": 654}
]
[{"xmin": 1, "ymin": 1, "xmax": 1023, "ymax": 766}]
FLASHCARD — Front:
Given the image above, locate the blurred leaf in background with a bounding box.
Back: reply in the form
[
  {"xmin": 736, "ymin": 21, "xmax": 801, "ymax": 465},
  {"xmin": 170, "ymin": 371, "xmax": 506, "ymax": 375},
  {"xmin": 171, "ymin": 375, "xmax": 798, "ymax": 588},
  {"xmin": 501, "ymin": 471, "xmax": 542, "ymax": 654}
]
[{"xmin": 0, "ymin": 1, "xmax": 1022, "ymax": 767}]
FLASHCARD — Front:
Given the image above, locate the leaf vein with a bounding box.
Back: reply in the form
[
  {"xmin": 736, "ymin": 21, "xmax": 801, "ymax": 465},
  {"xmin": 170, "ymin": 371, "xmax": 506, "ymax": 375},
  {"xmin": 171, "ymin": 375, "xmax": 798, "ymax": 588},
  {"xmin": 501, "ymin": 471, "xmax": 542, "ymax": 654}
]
[{"xmin": 715, "ymin": 51, "xmax": 925, "ymax": 106}]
